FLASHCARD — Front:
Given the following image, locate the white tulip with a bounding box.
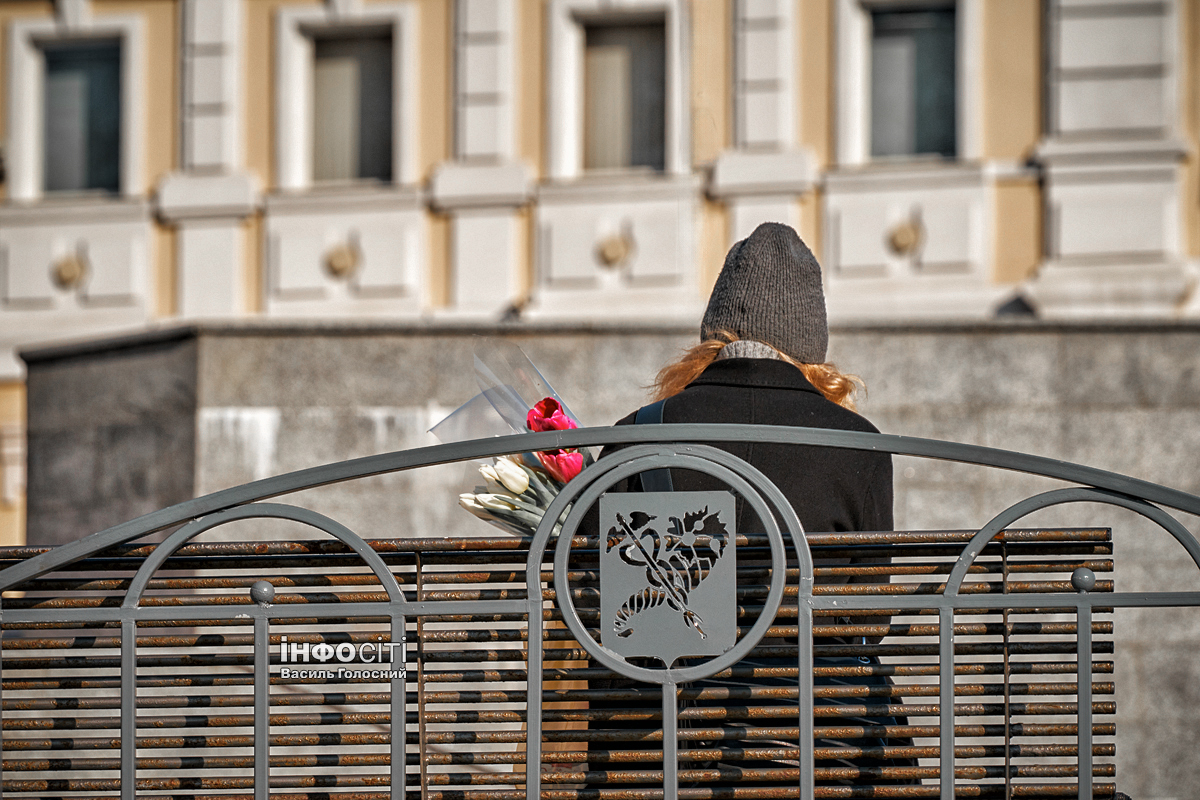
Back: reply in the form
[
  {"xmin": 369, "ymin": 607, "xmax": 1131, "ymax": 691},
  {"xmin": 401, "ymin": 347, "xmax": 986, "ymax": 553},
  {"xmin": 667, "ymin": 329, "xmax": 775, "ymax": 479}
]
[
  {"xmin": 475, "ymin": 493, "xmax": 544, "ymax": 529},
  {"xmin": 476, "ymin": 493, "xmax": 519, "ymax": 512},
  {"xmin": 493, "ymin": 457, "xmax": 530, "ymax": 495},
  {"xmin": 458, "ymin": 493, "xmax": 494, "ymax": 520},
  {"xmin": 478, "ymin": 464, "xmax": 506, "ymax": 494}
]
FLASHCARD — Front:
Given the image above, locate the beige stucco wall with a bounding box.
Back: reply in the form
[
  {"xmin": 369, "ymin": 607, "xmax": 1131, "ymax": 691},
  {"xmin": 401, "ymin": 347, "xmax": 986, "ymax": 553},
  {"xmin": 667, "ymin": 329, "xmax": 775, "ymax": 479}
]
[
  {"xmin": 414, "ymin": 0, "xmax": 450, "ymax": 307},
  {"xmin": 699, "ymin": 198, "xmax": 727, "ymax": 293},
  {"xmin": 244, "ymin": 0, "xmax": 290, "ymax": 190},
  {"xmin": 412, "ymin": 0, "xmax": 451, "ymax": 177},
  {"xmin": 798, "ymin": 189, "xmax": 822, "ymax": 264},
  {"xmin": 799, "ymin": 0, "xmax": 834, "ymax": 168},
  {"xmin": 692, "ymin": 0, "xmax": 730, "ymax": 167},
  {"xmin": 981, "ymin": 0, "xmax": 1041, "ymax": 161},
  {"xmin": 97, "ymin": 0, "xmax": 179, "ymax": 192},
  {"xmin": 993, "ymin": 178, "xmax": 1042, "ymax": 284},
  {"xmin": 0, "ymin": 381, "xmax": 23, "ymax": 547},
  {"xmin": 428, "ymin": 208, "xmax": 450, "ymax": 308},
  {"xmin": 516, "ymin": 204, "xmax": 534, "ymax": 298},
  {"xmin": 693, "ymin": 0, "xmax": 732, "ymax": 292},
  {"xmin": 1183, "ymin": 0, "xmax": 1199, "ymax": 259},
  {"xmin": 981, "ymin": 0, "xmax": 1043, "ymax": 286},
  {"xmin": 517, "ymin": 0, "xmax": 544, "ymax": 177},
  {"xmin": 153, "ymin": 223, "xmax": 176, "ymax": 317},
  {"xmin": 243, "ymin": 213, "xmax": 263, "ymax": 314}
]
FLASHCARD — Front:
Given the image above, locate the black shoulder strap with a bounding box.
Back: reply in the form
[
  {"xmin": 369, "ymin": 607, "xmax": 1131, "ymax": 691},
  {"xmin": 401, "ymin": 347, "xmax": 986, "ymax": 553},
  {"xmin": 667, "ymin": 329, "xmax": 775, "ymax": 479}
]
[
  {"xmin": 633, "ymin": 399, "xmax": 673, "ymax": 492},
  {"xmin": 634, "ymin": 399, "xmax": 667, "ymax": 425}
]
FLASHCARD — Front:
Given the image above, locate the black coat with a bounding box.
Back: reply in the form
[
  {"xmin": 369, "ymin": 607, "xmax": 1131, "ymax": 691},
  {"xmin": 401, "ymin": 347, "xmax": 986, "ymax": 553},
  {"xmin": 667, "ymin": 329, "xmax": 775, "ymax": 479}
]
[
  {"xmin": 607, "ymin": 357, "xmax": 892, "ymax": 536},
  {"xmin": 585, "ymin": 358, "xmax": 912, "ymax": 784}
]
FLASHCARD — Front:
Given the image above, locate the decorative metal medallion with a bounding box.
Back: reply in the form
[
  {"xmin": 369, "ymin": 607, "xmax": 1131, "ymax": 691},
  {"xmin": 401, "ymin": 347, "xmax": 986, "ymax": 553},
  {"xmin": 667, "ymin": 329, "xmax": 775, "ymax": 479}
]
[{"xmin": 600, "ymin": 491, "xmax": 737, "ymax": 665}]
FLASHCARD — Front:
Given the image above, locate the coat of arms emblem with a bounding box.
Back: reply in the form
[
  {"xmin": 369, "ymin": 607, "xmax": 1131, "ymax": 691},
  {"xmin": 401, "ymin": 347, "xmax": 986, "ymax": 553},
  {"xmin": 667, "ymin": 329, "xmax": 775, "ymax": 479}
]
[{"xmin": 599, "ymin": 491, "xmax": 737, "ymax": 664}]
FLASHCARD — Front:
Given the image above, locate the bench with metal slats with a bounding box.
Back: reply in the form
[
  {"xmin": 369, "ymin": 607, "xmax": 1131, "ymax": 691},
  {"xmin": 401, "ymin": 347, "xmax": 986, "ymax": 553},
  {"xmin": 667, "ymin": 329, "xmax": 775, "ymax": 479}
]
[{"xmin": 0, "ymin": 526, "xmax": 1114, "ymax": 799}]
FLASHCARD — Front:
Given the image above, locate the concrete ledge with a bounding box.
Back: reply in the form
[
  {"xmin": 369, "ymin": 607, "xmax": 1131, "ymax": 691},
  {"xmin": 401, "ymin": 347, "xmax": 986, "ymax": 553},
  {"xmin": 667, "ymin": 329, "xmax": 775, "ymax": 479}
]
[
  {"xmin": 824, "ymin": 161, "xmax": 991, "ymax": 193},
  {"xmin": 1034, "ymin": 137, "xmax": 1190, "ymax": 165},
  {"xmin": 263, "ymin": 184, "xmax": 424, "ymax": 214},
  {"xmin": 156, "ymin": 172, "xmax": 261, "ymax": 221},
  {"xmin": 0, "ymin": 197, "xmax": 151, "ymax": 225},
  {"xmin": 708, "ymin": 150, "xmax": 815, "ymax": 198},
  {"xmin": 1029, "ymin": 261, "xmax": 1190, "ymax": 318},
  {"xmin": 429, "ymin": 161, "xmax": 534, "ymax": 210},
  {"xmin": 537, "ymin": 172, "xmax": 702, "ymax": 203},
  {"xmin": 29, "ymin": 316, "xmax": 1200, "ymax": 368}
]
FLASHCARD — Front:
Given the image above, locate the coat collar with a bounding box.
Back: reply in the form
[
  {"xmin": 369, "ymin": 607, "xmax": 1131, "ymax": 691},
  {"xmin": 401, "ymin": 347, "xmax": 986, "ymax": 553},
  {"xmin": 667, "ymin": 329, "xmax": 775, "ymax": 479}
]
[{"xmin": 688, "ymin": 358, "xmax": 823, "ymax": 395}]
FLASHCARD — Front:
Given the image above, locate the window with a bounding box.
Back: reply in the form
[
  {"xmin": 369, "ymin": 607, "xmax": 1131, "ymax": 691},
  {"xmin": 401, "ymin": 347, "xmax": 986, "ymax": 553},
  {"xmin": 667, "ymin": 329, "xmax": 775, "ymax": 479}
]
[
  {"xmin": 275, "ymin": 4, "xmax": 416, "ymax": 190},
  {"xmin": 42, "ymin": 40, "xmax": 122, "ymax": 193},
  {"xmin": 870, "ymin": 7, "xmax": 956, "ymax": 158},
  {"xmin": 311, "ymin": 32, "xmax": 393, "ymax": 183},
  {"xmin": 6, "ymin": 15, "xmax": 142, "ymax": 200},
  {"xmin": 582, "ymin": 20, "xmax": 665, "ymax": 172}
]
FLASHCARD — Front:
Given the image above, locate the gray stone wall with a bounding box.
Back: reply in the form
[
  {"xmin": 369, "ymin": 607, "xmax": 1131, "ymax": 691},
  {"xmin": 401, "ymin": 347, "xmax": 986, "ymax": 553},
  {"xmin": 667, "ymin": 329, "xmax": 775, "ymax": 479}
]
[
  {"xmin": 187, "ymin": 326, "xmax": 696, "ymax": 541},
  {"xmin": 836, "ymin": 325, "xmax": 1200, "ymax": 800},
  {"xmin": 21, "ymin": 321, "xmax": 1200, "ymax": 799},
  {"xmin": 24, "ymin": 329, "xmax": 198, "ymax": 547}
]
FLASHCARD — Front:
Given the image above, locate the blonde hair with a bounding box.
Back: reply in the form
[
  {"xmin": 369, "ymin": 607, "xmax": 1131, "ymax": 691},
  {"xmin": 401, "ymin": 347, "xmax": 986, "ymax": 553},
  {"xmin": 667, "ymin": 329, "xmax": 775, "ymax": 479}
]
[{"xmin": 650, "ymin": 331, "xmax": 864, "ymax": 411}]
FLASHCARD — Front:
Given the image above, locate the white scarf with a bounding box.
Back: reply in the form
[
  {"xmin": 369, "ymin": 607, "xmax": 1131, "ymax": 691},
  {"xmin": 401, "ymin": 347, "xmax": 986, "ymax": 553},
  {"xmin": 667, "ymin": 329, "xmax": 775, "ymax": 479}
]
[{"xmin": 715, "ymin": 340, "xmax": 783, "ymax": 361}]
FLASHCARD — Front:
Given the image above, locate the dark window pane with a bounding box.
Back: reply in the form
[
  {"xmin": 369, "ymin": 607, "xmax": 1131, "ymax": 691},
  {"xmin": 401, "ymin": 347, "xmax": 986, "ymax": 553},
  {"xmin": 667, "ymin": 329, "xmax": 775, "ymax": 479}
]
[
  {"xmin": 43, "ymin": 41, "xmax": 121, "ymax": 193},
  {"xmin": 584, "ymin": 21, "xmax": 665, "ymax": 172},
  {"xmin": 871, "ymin": 8, "xmax": 956, "ymax": 158},
  {"xmin": 313, "ymin": 33, "xmax": 393, "ymax": 182}
]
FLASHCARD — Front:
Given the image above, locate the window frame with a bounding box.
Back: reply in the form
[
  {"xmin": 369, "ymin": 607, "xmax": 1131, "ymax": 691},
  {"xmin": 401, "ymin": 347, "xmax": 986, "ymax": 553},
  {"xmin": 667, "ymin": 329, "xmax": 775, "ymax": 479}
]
[
  {"xmin": 5, "ymin": 14, "xmax": 145, "ymax": 201},
  {"xmin": 310, "ymin": 31, "xmax": 396, "ymax": 183},
  {"xmin": 546, "ymin": 0, "xmax": 689, "ymax": 181},
  {"xmin": 274, "ymin": 3, "xmax": 418, "ymax": 191},
  {"xmin": 42, "ymin": 38, "xmax": 124, "ymax": 193},
  {"xmin": 835, "ymin": 0, "xmax": 981, "ymax": 167},
  {"xmin": 581, "ymin": 18, "xmax": 668, "ymax": 173}
]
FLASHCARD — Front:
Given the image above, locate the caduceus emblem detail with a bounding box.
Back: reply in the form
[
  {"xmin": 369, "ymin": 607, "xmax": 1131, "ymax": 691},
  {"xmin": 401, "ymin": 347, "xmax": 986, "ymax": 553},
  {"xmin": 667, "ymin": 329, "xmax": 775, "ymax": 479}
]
[{"xmin": 604, "ymin": 506, "xmax": 729, "ymax": 640}]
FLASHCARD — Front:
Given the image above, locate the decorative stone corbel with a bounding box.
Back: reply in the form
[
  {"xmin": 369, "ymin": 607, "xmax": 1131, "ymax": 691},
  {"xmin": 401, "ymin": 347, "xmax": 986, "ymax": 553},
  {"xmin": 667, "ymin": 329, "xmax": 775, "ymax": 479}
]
[{"xmin": 55, "ymin": 0, "xmax": 90, "ymax": 29}]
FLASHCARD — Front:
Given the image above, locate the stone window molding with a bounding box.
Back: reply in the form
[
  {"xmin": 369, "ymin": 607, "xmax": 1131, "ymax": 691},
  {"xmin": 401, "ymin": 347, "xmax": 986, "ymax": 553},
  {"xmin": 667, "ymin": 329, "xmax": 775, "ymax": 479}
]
[
  {"xmin": 0, "ymin": 422, "xmax": 25, "ymax": 506},
  {"xmin": 733, "ymin": 0, "xmax": 796, "ymax": 151},
  {"xmin": 274, "ymin": 2, "xmax": 419, "ymax": 191},
  {"xmin": 834, "ymin": 0, "xmax": 982, "ymax": 167},
  {"xmin": 545, "ymin": 0, "xmax": 690, "ymax": 181},
  {"xmin": 182, "ymin": 0, "xmax": 246, "ymax": 173},
  {"xmin": 4, "ymin": 12, "xmax": 146, "ymax": 201},
  {"xmin": 454, "ymin": 0, "xmax": 516, "ymax": 163},
  {"xmin": 1043, "ymin": 0, "xmax": 1180, "ymax": 142}
]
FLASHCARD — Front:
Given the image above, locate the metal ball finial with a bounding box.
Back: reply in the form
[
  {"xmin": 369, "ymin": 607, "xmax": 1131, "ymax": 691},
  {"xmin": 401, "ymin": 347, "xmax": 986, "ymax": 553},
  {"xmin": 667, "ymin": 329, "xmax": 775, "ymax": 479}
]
[
  {"xmin": 1071, "ymin": 567, "xmax": 1096, "ymax": 593},
  {"xmin": 250, "ymin": 580, "xmax": 276, "ymax": 605}
]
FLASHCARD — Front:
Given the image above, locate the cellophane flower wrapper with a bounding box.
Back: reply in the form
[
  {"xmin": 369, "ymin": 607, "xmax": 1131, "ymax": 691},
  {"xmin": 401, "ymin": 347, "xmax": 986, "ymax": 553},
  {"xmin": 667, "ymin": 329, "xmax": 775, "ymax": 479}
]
[{"xmin": 429, "ymin": 338, "xmax": 593, "ymax": 536}]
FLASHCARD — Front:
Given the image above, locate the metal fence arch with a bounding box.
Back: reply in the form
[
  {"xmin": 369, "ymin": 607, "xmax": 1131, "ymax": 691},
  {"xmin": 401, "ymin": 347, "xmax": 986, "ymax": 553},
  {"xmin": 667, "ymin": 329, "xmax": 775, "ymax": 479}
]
[{"xmin": 1, "ymin": 424, "xmax": 1198, "ymax": 800}]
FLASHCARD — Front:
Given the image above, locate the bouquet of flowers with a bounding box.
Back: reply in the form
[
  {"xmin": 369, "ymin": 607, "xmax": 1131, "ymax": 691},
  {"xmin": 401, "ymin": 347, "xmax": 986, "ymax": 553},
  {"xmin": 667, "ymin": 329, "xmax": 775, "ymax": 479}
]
[{"xmin": 430, "ymin": 339, "xmax": 591, "ymax": 536}]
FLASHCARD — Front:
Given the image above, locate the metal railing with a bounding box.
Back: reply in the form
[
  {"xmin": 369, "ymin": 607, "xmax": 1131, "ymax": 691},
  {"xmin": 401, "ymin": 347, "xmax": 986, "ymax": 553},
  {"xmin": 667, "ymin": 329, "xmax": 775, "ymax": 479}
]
[{"xmin": 1, "ymin": 424, "xmax": 1197, "ymax": 800}]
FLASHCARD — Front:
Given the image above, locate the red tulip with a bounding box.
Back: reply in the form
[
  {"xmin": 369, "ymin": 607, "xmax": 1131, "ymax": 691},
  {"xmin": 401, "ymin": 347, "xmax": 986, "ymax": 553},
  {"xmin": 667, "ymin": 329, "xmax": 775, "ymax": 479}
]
[
  {"xmin": 526, "ymin": 397, "xmax": 583, "ymax": 483},
  {"xmin": 526, "ymin": 397, "xmax": 578, "ymax": 432},
  {"xmin": 536, "ymin": 449, "xmax": 584, "ymax": 484}
]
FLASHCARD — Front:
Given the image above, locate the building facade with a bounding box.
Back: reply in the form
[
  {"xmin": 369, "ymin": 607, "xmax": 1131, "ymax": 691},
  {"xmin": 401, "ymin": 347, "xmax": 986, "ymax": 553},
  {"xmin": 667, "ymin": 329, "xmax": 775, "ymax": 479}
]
[{"xmin": 0, "ymin": 0, "xmax": 1197, "ymax": 545}]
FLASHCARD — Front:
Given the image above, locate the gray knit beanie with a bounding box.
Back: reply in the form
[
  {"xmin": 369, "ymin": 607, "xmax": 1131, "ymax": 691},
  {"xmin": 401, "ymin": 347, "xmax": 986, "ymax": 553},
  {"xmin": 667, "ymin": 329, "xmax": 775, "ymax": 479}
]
[{"xmin": 700, "ymin": 222, "xmax": 828, "ymax": 363}]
